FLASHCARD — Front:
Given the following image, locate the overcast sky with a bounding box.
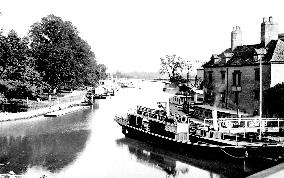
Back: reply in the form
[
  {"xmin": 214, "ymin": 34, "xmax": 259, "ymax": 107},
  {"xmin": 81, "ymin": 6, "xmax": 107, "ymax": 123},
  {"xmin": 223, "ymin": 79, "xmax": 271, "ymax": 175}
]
[{"xmin": 1, "ymin": 0, "xmax": 284, "ymax": 73}]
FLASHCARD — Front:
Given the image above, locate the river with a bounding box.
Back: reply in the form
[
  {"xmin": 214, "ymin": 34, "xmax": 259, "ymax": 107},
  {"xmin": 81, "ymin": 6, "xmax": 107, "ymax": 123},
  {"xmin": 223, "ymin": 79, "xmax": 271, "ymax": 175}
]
[{"xmin": 0, "ymin": 81, "xmax": 277, "ymax": 178}]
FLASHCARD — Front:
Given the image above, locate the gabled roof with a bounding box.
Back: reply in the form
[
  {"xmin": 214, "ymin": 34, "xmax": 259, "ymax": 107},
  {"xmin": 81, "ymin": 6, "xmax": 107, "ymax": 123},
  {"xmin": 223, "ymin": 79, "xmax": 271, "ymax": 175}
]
[
  {"xmin": 270, "ymin": 40, "xmax": 284, "ymax": 62},
  {"xmin": 203, "ymin": 39, "xmax": 284, "ymax": 68}
]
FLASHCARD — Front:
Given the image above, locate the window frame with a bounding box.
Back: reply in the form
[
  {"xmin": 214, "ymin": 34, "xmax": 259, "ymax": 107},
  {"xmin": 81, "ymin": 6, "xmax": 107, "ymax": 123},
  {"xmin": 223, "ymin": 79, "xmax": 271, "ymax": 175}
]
[{"xmin": 232, "ymin": 70, "xmax": 241, "ymax": 86}]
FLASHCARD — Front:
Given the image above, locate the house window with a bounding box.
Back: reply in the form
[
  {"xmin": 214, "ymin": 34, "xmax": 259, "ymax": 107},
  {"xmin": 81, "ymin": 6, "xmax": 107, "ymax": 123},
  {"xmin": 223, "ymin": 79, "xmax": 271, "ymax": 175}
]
[
  {"xmin": 254, "ymin": 90, "xmax": 259, "ymax": 100},
  {"xmin": 232, "ymin": 70, "xmax": 241, "ymax": 86},
  {"xmin": 221, "ymin": 71, "xmax": 225, "ymax": 84},
  {"xmin": 234, "ymin": 92, "xmax": 239, "ymax": 105},
  {"xmin": 255, "ymin": 68, "xmax": 260, "ymax": 81},
  {"xmin": 206, "ymin": 90, "xmax": 214, "ymax": 102},
  {"xmin": 208, "ymin": 71, "xmax": 213, "ymax": 84},
  {"xmin": 220, "ymin": 91, "xmax": 226, "ymax": 103}
]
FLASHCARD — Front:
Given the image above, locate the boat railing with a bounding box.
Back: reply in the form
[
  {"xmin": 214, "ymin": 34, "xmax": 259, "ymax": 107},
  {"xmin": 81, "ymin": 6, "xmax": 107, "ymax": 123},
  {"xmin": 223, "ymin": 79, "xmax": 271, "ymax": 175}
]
[{"xmin": 203, "ymin": 117, "xmax": 284, "ymax": 134}]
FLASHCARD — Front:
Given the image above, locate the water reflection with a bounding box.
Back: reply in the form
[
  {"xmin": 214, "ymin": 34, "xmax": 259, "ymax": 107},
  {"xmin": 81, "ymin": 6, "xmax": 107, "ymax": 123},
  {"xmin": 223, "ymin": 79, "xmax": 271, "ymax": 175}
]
[
  {"xmin": 1, "ymin": 130, "xmax": 89, "ymax": 174},
  {"xmin": 116, "ymin": 137, "xmax": 258, "ymax": 178},
  {"xmin": 117, "ymin": 138, "xmax": 188, "ymax": 177},
  {"xmin": 0, "ymin": 108, "xmax": 93, "ymax": 175}
]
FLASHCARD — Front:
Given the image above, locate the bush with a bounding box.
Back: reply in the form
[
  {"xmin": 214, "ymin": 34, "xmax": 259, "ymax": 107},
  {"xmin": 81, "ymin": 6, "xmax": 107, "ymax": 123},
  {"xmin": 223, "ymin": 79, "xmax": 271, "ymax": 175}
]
[{"xmin": 263, "ymin": 83, "xmax": 284, "ymax": 117}]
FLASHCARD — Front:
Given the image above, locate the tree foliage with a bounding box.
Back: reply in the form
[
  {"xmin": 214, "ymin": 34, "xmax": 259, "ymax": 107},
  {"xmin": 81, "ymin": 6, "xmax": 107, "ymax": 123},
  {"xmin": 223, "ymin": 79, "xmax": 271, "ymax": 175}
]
[
  {"xmin": 0, "ymin": 14, "xmax": 107, "ymax": 101},
  {"xmin": 159, "ymin": 54, "xmax": 185, "ymax": 78},
  {"xmin": 29, "ymin": 14, "xmax": 103, "ymax": 90},
  {"xmin": 0, "ymin": 30, "xmax": 45, "ymax": 99},
  {"xmin": 159, "ymin": 54, "xmax": 192, "ymax": 85},
  {"xmin": 263, "ymin": 83, "xmax": 284, "ymax": 117}
]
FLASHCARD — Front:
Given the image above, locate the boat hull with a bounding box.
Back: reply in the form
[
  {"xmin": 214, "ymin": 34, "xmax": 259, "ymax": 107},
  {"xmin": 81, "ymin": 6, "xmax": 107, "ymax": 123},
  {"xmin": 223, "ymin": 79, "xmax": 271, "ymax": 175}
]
[
  {"xmin": 120, "ymin": 124, "xmax": 284, "ymax": 164},
  {"xmin": 121, "ymin": 125, "xmax": 246, "ymax": 161}
]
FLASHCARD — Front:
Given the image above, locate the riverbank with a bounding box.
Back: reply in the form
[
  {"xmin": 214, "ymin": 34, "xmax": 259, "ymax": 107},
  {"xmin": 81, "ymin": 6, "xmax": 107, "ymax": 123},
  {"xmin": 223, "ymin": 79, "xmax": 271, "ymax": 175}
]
[{"xmin": 0, "ymin": 90, "xmax": 88, "ymax": 122}]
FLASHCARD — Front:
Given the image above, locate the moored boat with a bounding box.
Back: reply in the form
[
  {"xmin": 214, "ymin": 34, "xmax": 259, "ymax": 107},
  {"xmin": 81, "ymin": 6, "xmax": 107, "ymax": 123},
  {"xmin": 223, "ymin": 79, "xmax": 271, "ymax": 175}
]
[{"xmin": 114, "ymin": 103, "xmax": 284, "ymax": 163}]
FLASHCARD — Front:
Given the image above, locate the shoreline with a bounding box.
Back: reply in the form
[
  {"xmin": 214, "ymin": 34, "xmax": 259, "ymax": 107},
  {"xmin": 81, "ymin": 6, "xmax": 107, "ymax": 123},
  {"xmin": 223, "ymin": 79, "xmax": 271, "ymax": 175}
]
[{"xmin": 0, "ymin": 90, "xmax": 89, "ymax": 122}]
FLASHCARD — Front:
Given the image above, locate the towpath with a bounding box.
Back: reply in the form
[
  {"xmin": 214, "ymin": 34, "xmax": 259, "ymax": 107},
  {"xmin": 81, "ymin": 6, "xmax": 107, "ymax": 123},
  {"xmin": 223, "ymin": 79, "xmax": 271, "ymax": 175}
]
[{"xmin": 0, "ymin": 90, "xmax": 87, "ymax": 122}]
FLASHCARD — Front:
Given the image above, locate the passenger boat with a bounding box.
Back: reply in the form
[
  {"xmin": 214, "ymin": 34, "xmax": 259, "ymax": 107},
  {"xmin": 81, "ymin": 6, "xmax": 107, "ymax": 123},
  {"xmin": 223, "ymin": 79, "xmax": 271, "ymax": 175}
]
[{"xmin": 114, "ymin": 102, "xmax": 284, "ymax": 163}]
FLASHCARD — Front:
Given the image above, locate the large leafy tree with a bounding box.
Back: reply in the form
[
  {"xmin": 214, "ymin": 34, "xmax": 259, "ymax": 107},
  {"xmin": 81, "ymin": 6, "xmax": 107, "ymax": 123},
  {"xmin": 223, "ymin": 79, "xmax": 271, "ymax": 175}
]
[
  {"xmin": 160, "ymin": 54, "xmax": 184, "ymax": 78},
  {"xmin": 29, "ymin": 14, "xmax": 102, "ymax": 90},
  {"xmin": 159, "ymin": 54, "xmax": 191, "ymax": 85},
  {"xmin": 0, "ymin": 30, "xmax": 44, "ymax": 99}
]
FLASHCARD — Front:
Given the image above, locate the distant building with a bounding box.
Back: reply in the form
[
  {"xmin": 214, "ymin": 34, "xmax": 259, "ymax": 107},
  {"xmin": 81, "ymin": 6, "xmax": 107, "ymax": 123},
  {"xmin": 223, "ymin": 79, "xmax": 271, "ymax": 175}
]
[{"xmin": 202, "ymin": 16, "xmax": 284, "ymax": 116}]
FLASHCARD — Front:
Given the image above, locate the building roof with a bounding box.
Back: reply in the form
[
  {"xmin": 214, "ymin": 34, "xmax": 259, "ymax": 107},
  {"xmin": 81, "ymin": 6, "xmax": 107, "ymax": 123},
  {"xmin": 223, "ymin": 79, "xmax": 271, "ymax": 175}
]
[
  {"xmin": 270, "ymin": 40, "xmax": 284, "ymax": 62},
  {"xmin": 203, "ymin": 39, "xmax": 284, "ymax": 68}
]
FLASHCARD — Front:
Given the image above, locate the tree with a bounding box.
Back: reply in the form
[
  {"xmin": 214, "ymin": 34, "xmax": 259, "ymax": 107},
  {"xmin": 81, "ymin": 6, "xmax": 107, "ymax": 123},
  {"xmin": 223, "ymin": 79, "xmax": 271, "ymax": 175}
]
[
  {"xmin": 160, "ymin": 54, "xmax": 184, "ymax": 78},
  {"xmin": 0, "ymin": 30, "xmax": 45, "ymax": 99},
  {"xmin": 159, "ymin": 54, "xmax": 192, "ymax": 85},
  {"xmin": 97, "ymin": 64, "xmax": 107, "ymax": 80},
  {"xmin": 29, "ymin": 14, "xmax": 104, "ymax": 90},
  {"xmin": 263, "ymin": 83, "xmax": 284, "ymax": 117}
]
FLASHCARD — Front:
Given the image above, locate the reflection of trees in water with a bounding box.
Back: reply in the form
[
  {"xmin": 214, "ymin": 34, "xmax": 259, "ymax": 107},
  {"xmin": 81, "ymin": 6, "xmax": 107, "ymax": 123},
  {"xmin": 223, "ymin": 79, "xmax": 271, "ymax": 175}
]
[
  {"xmin": 116, "ymin": 138, "xmax": 268, "ymax": 178},
  {"xmin": 0, "ymin": 136, "xmax": 31, "ymax": 174},
  {"xmin": 0, "ymin": 130, "xmax": 90, "ymax": 174},
  {"xmin": 117, "ymin": 138, "xmax": 191, "ymax": 177}
]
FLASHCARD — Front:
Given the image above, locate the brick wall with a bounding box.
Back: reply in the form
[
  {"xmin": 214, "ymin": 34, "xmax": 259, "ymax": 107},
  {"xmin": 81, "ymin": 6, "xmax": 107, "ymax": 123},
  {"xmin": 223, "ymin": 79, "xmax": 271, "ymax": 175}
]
[{"xmin": 204, "ymin": 64, "xmax": 271, "ymax": 115}]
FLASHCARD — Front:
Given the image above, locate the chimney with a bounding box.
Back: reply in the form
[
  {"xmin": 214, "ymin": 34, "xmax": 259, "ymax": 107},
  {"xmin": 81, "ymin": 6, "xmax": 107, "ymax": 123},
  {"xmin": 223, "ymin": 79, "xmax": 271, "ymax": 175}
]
[
  {"xmin": 261, "ymin": 16, "xmax": 278, "ymax": 46},
  {"xmin": 231, "ymin": 26, "xmax": 242, "ymax": 51},
  {"xmin": 263, "ymin": 17, "xmax": 267, "ymax": 23}
]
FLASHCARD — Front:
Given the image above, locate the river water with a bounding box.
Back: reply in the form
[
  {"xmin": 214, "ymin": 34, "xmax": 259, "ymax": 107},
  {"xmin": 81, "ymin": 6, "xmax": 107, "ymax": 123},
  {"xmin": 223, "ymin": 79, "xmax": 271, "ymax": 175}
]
[{"xmin": 0, "ymin": 81, "xmax": 277, "ymax": 178}]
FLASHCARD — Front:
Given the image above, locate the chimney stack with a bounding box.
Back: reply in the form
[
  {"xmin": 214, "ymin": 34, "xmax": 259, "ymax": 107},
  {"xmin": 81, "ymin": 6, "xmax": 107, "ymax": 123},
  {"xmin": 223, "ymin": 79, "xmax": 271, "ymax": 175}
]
[
  {"xmin": 231, "ymin": 26, "xmax": 242, "ymax": 51},
  {"xmin": 261, "ymin": 16, "xmax": 278, "ymax": 46}
]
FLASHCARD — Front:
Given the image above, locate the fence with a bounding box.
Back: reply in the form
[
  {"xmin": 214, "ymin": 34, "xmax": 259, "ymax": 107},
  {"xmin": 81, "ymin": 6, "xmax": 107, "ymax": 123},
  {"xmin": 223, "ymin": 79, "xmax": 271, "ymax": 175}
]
[{"xmin": 0, "ymin": 91, "xmax": 86, "ymax": 121}]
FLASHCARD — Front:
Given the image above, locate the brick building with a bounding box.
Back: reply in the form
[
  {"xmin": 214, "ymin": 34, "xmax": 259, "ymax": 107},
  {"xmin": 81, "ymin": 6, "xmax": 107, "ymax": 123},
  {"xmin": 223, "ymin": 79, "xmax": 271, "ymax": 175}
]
[{"xmin": 203, "ymin": 17, "xmax": 284, "ymax": 116}]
